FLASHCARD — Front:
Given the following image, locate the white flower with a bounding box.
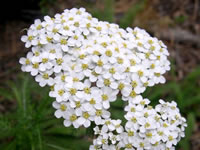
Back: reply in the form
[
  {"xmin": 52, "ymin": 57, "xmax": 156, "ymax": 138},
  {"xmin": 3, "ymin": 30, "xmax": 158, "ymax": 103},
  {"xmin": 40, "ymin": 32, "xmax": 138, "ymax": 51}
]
[
  {"xmin": 94, "ymin": 109, "xmax": 110, "ymax": 125},
  {"xmin": 19, "ymin": 52, "xmax": 33, "ymax": 72},
  {"xmin": 99, "ymin": 87, "xmax": 118, "ymax": 109},
  {"xmin": 68, "ymin": 30, "xmax": 84, "ymax": 47},
  {"xmin": 76, "ymin": 110, "xmax": 95, "ymax": 128},
  {"xmin": 21, "ymin": 29, "xmax": 38, "ymax": 48},
  {"xmin": 85, "ymin": 87, "xmax": 102, "ymax": 110},
  {"xmin": 38, "ymin": 52, "xmax": 53, "ymax": 71},
  {"xmin": 59, "ymin": 22, "xmax": 75, "ymax": 36},
  {"xmin": 35, "ymin": 71, "xmax": 54, "ymax": 87},
  {"xmin": 20, "ymin": 8, "xmax": 186, "ymax": 149},
  {"xmin": 52, "ymin": 101, "xmax": 70, "ymax": 118},
  {"xmin": 50, "ymin": 84, "xmax": 69, "ymax": 102},
  {"xmin": 63, "ymin": 110, "xmax": 80, "ymax": 128},
  {"xmin": 30, "ymin": 19, "xmax": 43, "ymax": 34}
]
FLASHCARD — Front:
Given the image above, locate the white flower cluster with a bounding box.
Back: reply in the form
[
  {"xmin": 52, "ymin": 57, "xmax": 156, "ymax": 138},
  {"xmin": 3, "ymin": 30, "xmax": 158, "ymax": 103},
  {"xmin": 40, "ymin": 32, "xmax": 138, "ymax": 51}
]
[
  {"xmin": 90, "ymin": 97, "xmax": 186, "ymax": 150},
  {"xmin": 20, "ymin": 8, "xmax": 186, "ymax": 149},
  {"xmin": 90, "ymin": 119, "xmax": 124, "ymax": 150}
]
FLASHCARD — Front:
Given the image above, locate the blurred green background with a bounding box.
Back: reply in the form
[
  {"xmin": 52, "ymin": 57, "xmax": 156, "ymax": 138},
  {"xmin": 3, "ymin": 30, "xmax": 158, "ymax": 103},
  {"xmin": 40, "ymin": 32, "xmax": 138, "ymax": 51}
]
[{"xmin": 0, "ymin": 0, "xmax": 200, "ymax": 150}]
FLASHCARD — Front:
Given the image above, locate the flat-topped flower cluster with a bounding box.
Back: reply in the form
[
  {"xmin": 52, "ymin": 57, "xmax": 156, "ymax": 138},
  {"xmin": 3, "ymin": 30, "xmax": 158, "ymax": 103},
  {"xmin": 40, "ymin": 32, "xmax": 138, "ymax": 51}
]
[
  {"xmin": 90, "ymin": 98, "xmax": 186, "ymax": 150},
  {"xmin": 20, "ymin": 8, "xmax": 186, "ymax": 150}
]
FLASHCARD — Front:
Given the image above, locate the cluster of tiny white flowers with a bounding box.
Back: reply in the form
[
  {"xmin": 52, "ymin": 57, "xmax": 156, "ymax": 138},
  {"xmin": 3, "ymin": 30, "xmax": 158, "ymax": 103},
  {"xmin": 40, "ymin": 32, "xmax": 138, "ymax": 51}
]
[
  {"xmin": 20, "ymin": 8, "xmax": 186, "ymax": 149},
  {"xmin": 90, "ymin": 97, "xmax": 186, "ymax": 150},
  {"xmin": 90, "ymin": 119, "xmax": 124, "ymax": 150}
]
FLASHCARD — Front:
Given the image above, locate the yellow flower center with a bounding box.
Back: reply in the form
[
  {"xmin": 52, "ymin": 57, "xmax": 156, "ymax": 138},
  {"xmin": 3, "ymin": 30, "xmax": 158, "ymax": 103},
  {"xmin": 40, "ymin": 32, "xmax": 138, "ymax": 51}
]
[
  {"xmin": 130, "ymin": 59, "xmax": 136, "ymax": 66},
  {"xmin": 33, "ymin": 63, "xmax": 39, "ymax": 69},
  {"xmin": 140, "ymin": 100, "xmax": 145, "ymax": 105},
  {"xmin": 93, "ymin": 50, "xmax": 100, "ymax": 55},
  {"xmin": 35, "ymin": 51, "xmax": 40, "ymax": 56},
  {"xmin": 84, "ymin": 87, "xmax": 91, "ymax": 94},
  {"xmin": 131, "ymin": 81, "xmax": 137, "ymax": 88},
  {"xmin": 90, "ymin": 98, "xmax": 96, "ymax": 105},
  {"xmin": 61, "ymin": 75, "xmax": 66, "ymax": 82},
  {"xmin": 73, "ymin": 77, "xmax": 79, "ymax": 82},
  {"xmin": 150, "ymin": 46, "xmax": 155, "ymax": 51},
  {"xmin": 96, "ymin": 110, "xmax": 102, "ymax": 116},
  {"xmin": 60, "ymin": 39, "xmax": 67, "ymax": 45},
  {"xmin": 102, "ymin": 94, "xmax": 108, "ymax": 101},
  {"xmin": 79, "ymin": 54, "xmax": 86, "ymax": 59},
  {"xmin": 168, "ymin": 135, "xmax": 173, "ymax": 141},
  {"xmin": 144, "ymin": 112, "xmax": 149, "ymax": 118},
  {"xmin": 42, "ymin": 73, "xmax": 49, "ymax": 79},
  {"xmin": 109, "ymin": 68, "xmax": 116, "ymax": 74},
  {"xmin": 25, "ymin": 59, "xmax": 30, "ymax": 65},
  {"xmin": 125, "ymin": 144, "xmax": 132, "ymax": 149},
  {"xmin": 58, "ymin": 89, "xmax": 64, "ymax": 96},
  {"xmin": 64, "ymin": 26, "xmax": 69, "ymax": 30},
  {"xmin": 101, "ymin": 42, "xmax": 107, "ymax": 47},
  {"xmin": 50, "ymin": 49, "xmax": 56, "ymax": 53},
  {"xmin": 145, "ymin": 122, "xmax": 150, "ymax": 128},
  {"xmin": 118, "ymin": 83, "xmax": 124, "ymax": 90},
  {"xmin": 74, "ymin": 22, "xmax": 79, "ymax": 27},
  {"xmin": 52, "ymin": 28, "xmax": 58, "ymax": 33},
  {"xmin": 140, "ymin": 142, "xmax": 144, "ymax": 148},
  {"xmin": 69, "ymin": 17, "xmax": 74, "ymax": 21},
  {"xmin": 97, "ymin": 60, "xmax": 103, "ymax": 66},
  {"xmin": 74, "ymin": 35, "xmax": 78, "ymax": 40},
  {"xmin": 60, "ymin": 104, "xmax": 67, "ymax": 111},
  {"xmin": 163, "ymin": 123, "xmax": 168, "ymax": 128},
  {"xmin": 104, "ymin": 79, "xmax": 111, "ymax": 86},
  {"xmin": 82, "ymin": 64, "xmax": 88, "ymax": 70},
  {"xmin": 117, "ymin": 57, "xmax": 123, "ymax": 64},
  {"xmin": 131, "ymin": 117, "xmax": 137, "ymax": 123},
  {"xmin": 146, "ymin": 132, "xmax": 152, "ymax": 138},
  {"xmin": 131, "ymin": 107, "xmax": 135, "ymax": 112},
  {"xmin": 154, "ymin": 73, "xmax": 161, "ymax": 77},
  {"xmin": 36, "ymin": 25, "xmax": 42, "ymax": 30},
  {"xmin": 86, "ymin": 23, "xmax": 91, "ymax": 28},
  {"xmin": 83, "ymin": 112, "xmax": 90, "ymax": 119},
  {"xmin": 129, "ymin": 90, "xmax": 136, "ymax": 98},
  {"xmin": 137, "ymin": 42, "xmax": 143, "ymax": 47},
  {"xmin": 137, "ymin": 70, "xmax": 144, "ymax": 77},
  {"xmin": 70, "ymin": 114, "xmax": 77, "ymax": 121},
  {"xmin": 28, "ymin": 36, "xmax": 33, "ymax": 41},
  {"xmin": 46, "ymin": 37, "xmax": 53, "ymax": 42},
  {"xmin": 69, "ymin": 88, "xmax": 77, "ymax": 95},
  {"xmin": 105, "ymin": 50, "xmax": 112, "ymax": 57},
  {"xmin": 128, "ymin": 131, "xmax": 134, "ymax": 137},
  {"xmin": 75, "ymin": 101, "xmax": 81, "ymax": 108},
  {"xmin": 96, "ymin": 26, "xmax": 102, "ymax": 31},
  {"xmin": 145, "ymin": 52, "xmax": 150, "ymax": 58},
  {"xmin": 158, "ymin": 131, "xmax": 164, "ymax": 136},
  {"xmin": 148, "ymin": 40, "xmax": 153, "ymax": 44},
  {"xmin": 56, "ymin": 58, "xmax": 63, "ymax": 65},
  {"xmin": 42, "ymin": 58, "xmax": 48, "ymax": 63}
]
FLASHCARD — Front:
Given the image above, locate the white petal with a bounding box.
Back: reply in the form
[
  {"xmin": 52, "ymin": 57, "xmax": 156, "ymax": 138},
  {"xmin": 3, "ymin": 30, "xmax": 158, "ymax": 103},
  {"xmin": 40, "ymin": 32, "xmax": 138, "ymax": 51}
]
[
  {"xmin": 77, "ymin": 117, "xmax": 85, "ymax": 125},
  {"xmin": 64, "ymin": 120, "xmax": 71, "ymax": 127},
  {"xmin": 55, "ymin": 110, "xmax": 62, "ymax": 118}
]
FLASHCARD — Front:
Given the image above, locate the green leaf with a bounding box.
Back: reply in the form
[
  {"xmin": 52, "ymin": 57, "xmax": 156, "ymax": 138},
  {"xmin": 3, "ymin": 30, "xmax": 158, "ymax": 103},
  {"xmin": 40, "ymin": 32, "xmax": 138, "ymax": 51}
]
[
  {"xmin": 0, "ymin": 87, "xmax": 14, "ymax": 100},
  {"xmin": 186, "ymin": 113, "xmax": 195, "ymax": 138},
  {"xmin": 120, "ymin": 0, "xmax": 147, "ymax": 28},
  {"xmin": 45, "ymin": 126, "xmax": 86, "ymax": 137},
  {"xmin": 45, "ymin": 135, "xmax": 91, "ymax": 150},
  {"xmin": 179, "ymin": 112, "xmax": 195, "ymax": 150},
  {"xmin": 90, "ymin": 0, "xmax": 114, "ymax": 22},
  {"xmin": 184, "ymin": 67, "xmax": 200, "ymax": 82},
  {"xmin": 181, "ymin": 95, "xmax": 200, "ymax": 109},
  {"xmin": 46, "ymin": 143, "xmax": 70, "ymax": 150},
  {"xmin": 103, "ymin": 0, "xmax": 114, "ymax": 22}
]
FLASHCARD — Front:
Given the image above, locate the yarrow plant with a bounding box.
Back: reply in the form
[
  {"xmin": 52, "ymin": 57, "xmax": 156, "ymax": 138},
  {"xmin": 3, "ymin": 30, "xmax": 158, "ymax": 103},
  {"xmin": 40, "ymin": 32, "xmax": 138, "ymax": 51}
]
[{"xmin": 20, "ymin": 8, "xmax": 187, "ymax": 150}]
